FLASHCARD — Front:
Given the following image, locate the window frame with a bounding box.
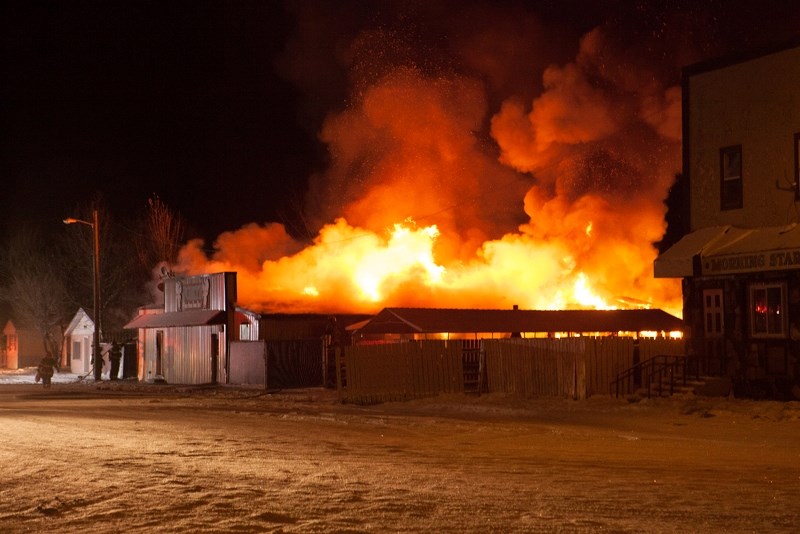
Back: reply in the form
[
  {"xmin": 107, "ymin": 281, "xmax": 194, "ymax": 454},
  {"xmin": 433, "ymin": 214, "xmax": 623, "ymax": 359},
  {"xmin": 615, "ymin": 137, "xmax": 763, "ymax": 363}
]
[
  {"xmin": 749, "ymin": 282, "xmax": 787, "ymax": 339},
  {"xmin": 794, "ymin": 133, "xmax": 800, "ymax": 201},
  {"xmin": 703, "ymin": 289, "xmax": 724, "ymax": 338},
  {"xmin": 720, "ymin": 145, "xmax": 743, "ymax": 210}
]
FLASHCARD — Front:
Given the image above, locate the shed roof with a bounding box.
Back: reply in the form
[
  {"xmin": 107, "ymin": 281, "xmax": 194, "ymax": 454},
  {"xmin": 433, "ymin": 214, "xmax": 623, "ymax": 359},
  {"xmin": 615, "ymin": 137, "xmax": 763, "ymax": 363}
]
[
  {"xmin": 64, "ymin": 308, "xmax": 94, "ymax": 336},
  {"xmin": 351, "ymin": 307, "xmax": 683, "ymax": 335}
]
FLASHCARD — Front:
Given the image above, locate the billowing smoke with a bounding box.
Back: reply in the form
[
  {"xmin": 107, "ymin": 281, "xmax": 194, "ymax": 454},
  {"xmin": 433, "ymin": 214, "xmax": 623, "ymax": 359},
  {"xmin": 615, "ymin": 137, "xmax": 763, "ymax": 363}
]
[{"xmin": 174, "ymin": 2, "xmax": 713, "ymax": 316}]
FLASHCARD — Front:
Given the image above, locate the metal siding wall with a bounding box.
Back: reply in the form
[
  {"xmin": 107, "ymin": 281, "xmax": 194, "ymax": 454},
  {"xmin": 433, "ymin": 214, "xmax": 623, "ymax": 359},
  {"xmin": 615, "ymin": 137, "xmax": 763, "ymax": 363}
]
[
  {"xmin": 242, "ymin": 310, "xmax": 259, "ymax": 340},
  {"xmin": 139, "ymin": 272, "xmax": 236, "ymax": 384},
  {"xmin": 164, "ymin": 281, "xmax": 177, "ymax": 312},
  {"xmin": 220, "ymin": 327, "xmax": 228, "ymax": 384},
  {"xmin": 140, "ymin": 328, "xmax": 157, "ymax": 381},
  {"xmin": 229, "ymin": 341, "xmax": 266, "ymax": 385},
  {"xmin": 208, "ymin": 273, "xmax": 227, "ymax": 309},
  {"xmin": 136, "ymin": 323, "xmax": 231, "ymax": 385},
  {"xmin": 164, "ymin": 272, "xmax": 229, "ymax": 312},
  {"xmin": 249, "ymin": 320, "xmax": 259, "ymax": 341},
  {"xmin": 164, "ymin": 325, "xmax": 217, "ymax": 384}
]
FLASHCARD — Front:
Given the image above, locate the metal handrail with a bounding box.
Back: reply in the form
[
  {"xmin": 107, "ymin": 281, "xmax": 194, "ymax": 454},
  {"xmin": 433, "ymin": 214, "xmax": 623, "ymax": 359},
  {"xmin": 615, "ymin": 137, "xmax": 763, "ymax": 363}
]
[{"xmin": 611, "ymin": 355, "xmax": 695, "ymax": 398}]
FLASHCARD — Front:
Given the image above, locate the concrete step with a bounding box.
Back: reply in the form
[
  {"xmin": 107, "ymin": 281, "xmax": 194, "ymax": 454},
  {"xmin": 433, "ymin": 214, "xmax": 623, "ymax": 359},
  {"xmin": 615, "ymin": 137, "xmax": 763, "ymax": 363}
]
[{"xmin": 634, "ymin": 376, "xmax": 735, "ymax": 398}]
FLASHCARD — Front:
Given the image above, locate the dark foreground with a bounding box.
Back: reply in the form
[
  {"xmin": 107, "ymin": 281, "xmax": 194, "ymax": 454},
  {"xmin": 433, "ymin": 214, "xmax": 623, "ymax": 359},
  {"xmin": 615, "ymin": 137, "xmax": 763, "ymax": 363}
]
[{"xmin": 1, "ymin": 382, "xmax": 799, "ymax": 533}]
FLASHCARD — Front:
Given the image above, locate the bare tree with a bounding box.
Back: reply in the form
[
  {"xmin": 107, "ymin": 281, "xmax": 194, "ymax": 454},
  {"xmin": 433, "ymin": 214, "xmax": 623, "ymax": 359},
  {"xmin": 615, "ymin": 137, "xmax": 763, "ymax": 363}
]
[
  {"xmin": 0, "ymin": 227, "xmax": 71, "ymax": 363},
  {"xmin": 61, "ymin": 198, "xmax": 149, "ymax": 334},
  {"xmin": 135, "ymin": 195, "xmax": 188, "ymax": 270},
  {"xmin": 276, "ymin": 186, "xmax": 316, "ymax": 242}
]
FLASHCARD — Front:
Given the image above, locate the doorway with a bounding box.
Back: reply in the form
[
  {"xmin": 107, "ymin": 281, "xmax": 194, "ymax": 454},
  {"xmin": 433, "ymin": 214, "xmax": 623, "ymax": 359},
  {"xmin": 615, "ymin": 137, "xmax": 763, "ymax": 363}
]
[
  {"xmin": 155, "ymin": 330, "xmax": 164, "ymax": 381},
  {"xmin": 211, "ymin": 333, "xmax": 219, "ymax": 384}
]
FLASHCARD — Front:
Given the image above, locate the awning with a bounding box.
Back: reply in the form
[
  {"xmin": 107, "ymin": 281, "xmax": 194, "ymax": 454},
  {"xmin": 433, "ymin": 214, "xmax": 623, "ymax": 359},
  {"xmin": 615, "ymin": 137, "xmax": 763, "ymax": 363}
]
[
  {"xmin": 653, "ymin": 226, "xmax": 731, "ymax": 278},
  {"xmin": 124, "ymin": 309, "xmax": 228, "ymax": 329},
  {"xmin": 655, "ymin": 224, "xmax": 800, "ymax": 278},
  {"xmin": 700, "ymin": 223, "xmax": 800, "ymax": 275}
]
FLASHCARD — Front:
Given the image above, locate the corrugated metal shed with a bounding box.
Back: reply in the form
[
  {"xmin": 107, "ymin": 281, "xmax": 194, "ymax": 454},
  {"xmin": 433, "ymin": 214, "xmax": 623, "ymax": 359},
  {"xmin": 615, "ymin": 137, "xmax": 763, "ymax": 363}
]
[
  {"xmin": 351, "ymin": 307, "xmax": 684, "ymax": 336},
  {"xmin": 124, "ymin": 272, "xmax": 238, "ymax": 385}
]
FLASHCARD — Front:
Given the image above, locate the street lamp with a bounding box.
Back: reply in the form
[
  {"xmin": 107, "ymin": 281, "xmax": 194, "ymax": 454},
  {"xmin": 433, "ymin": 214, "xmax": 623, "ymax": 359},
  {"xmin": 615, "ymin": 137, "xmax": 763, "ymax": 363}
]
[{"xmin": 64, "ymin": 209, "xmax": 102, "ymax": 381}]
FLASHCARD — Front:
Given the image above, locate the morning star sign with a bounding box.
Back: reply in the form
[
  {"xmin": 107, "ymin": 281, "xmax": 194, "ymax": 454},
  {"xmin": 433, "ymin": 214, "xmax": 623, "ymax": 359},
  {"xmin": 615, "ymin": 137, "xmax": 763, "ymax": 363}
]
[{"xmin": 702, "ymin": 249, "xmax": 800, "ymax": 275}]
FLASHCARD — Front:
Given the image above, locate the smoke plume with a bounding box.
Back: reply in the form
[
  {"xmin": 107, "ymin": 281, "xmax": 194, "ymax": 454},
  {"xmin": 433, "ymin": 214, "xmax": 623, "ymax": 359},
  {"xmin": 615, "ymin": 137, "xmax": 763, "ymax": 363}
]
[{"xmin": 174, "ymin": 2, "xmax": 719, "ymax": 316}]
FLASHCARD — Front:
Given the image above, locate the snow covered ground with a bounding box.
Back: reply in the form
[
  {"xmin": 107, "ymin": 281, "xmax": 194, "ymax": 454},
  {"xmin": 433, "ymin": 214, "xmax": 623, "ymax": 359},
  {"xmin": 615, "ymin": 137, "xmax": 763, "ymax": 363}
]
[
  {"xmin": 0, "ymin": 367, "xmax": 85, "ymax": 385},
  {"xmin": 1, "ymin": 369, "xmax": 799, "ymax": 533}
]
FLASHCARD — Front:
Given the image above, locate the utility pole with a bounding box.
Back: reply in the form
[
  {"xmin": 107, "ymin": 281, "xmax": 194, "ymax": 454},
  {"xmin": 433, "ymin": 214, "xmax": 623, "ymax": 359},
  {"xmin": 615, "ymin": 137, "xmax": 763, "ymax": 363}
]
[{"xmin": 64, "ymin": 209, "xmax": 102, "ymax": 380}]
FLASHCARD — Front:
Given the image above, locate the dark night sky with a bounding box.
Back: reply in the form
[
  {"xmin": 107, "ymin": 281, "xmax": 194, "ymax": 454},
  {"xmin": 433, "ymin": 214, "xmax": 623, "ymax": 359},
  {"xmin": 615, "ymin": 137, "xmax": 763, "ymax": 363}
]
[
  {"xmin": 3, "ymin": 1, "xmax": 316, "ymax": 243},
  {"xmin": 3, "ymin": 0, "xmax": 799, "ymax": 245}
]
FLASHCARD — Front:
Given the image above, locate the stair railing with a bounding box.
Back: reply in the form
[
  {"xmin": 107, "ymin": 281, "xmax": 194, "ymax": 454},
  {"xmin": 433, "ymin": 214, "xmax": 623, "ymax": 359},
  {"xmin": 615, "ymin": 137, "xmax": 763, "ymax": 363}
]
[{"xmin": 611, "ymin": 355, "xmax": 694, "ymax": 398}]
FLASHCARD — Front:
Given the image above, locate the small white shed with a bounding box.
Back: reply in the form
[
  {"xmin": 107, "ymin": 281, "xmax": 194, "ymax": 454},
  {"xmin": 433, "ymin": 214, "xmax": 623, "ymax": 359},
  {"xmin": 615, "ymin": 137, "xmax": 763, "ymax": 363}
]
[{"xmin": 63, "ymin": 308, "xmax": 104, "ymax": 375}]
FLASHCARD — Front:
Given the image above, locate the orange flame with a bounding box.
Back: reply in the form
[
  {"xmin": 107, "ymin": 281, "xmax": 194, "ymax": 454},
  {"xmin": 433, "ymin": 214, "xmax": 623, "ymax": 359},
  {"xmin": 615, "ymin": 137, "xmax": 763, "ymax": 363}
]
[{"xmin": 177, "ymin": 214, "xmax": 680, "ymax": 316}]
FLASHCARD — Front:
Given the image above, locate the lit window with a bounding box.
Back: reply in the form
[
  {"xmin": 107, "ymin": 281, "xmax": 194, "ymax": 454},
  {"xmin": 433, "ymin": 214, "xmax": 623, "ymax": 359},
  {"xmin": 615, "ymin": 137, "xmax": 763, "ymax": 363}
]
[
  {"xmin": 720, "ymin": 145, "xmax": 742, "ymax": 210},
  {"xmin": 750, "ymin": 283, "xmax": 786, "ymax": 338}
]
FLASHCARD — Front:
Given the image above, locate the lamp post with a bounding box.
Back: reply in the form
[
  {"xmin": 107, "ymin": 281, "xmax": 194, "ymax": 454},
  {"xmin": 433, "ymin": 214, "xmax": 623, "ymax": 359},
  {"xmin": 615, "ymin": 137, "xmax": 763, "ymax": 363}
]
[{"xmin": 64, "ymin": 209, "xmax": 102, "ymax": 381}]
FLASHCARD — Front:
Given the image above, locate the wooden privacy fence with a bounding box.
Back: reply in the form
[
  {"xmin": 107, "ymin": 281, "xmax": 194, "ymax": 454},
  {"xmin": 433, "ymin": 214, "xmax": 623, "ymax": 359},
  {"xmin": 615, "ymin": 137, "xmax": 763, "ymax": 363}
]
[
  {"xmin": 483, "ymin": 339, "xmax": 584, "ymax": 398},
  {"xmin": 339, "ymin": 337, "xmax": 685, "ymax": 404},
  {"xmin": 339, "ymin": 341, "xmax": 464, "ymax": 404}
]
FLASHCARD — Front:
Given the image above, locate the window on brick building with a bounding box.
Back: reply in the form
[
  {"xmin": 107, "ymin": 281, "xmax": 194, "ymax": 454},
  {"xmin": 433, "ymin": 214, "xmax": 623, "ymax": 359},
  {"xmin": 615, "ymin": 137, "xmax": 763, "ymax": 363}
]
[
  {"xmin": 720, "ymin": 145, "xmax": 742, "ymax": 210},
  {"xmin": 750, "ymin": 283, "xmax": 786, "ymax": 338}
]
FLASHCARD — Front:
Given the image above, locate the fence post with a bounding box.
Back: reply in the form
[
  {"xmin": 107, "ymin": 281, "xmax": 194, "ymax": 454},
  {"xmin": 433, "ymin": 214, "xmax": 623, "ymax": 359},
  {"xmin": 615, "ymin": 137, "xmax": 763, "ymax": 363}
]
[
  {"xmin": 575, "ymin": 348, "xmax": 586, "ymax": 400},
  {"xmin": 336, "ymin": 347, "xmax": 344, "ymax": 395}
]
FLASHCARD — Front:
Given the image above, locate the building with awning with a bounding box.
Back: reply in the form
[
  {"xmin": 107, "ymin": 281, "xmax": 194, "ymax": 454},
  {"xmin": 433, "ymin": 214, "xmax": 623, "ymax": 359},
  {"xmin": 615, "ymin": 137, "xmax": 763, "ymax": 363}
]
[{"xmin": 654, "ymin": 41, "xmax": 800, "ymax": 398}]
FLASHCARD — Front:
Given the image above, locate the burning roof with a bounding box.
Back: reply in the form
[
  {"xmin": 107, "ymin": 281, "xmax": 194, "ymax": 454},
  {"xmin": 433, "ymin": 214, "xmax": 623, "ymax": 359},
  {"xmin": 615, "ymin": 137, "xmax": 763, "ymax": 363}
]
[{"xmin": 351, "ymin": 307, "xmax": 683, "ymax": 336}]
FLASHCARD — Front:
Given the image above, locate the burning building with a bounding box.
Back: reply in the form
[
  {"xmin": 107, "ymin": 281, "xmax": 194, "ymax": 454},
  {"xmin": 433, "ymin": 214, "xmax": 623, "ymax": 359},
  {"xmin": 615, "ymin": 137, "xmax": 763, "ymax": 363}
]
[{"xmin": 128, "ymin": 11, "xmax": 743, "ymax": 389}]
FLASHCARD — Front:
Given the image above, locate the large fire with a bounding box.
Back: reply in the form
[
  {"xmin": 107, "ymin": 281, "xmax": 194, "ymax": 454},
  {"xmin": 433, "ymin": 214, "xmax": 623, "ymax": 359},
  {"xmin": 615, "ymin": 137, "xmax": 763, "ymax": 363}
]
[{"xmin": 175, "ymin": 28, "xmax": 683, "ymax": 317}]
